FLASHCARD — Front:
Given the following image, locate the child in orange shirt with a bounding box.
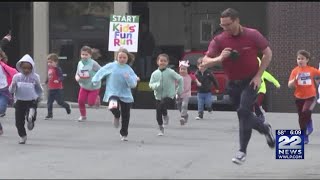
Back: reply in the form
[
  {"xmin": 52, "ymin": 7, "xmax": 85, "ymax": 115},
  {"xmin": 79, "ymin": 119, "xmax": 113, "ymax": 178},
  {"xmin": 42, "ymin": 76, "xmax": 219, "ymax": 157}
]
[{"xmin": 288, "ymin": 50, "xmax": 320, "ymax": 144}]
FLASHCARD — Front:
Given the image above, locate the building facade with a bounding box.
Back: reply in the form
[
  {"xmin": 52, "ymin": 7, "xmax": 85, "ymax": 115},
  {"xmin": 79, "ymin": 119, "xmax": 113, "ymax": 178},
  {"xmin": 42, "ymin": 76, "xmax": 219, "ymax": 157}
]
[{"xmin": 2, "ymin": 2, "xmax": 320, "ymax": 112}]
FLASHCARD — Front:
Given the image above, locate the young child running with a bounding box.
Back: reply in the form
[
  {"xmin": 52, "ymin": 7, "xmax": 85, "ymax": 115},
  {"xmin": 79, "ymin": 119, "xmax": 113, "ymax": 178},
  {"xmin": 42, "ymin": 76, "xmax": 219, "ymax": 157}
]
[
  {"xmin": 0, "ymin": 48, "xmax": 17, "ymax": 135},
  {"xmin": 176, "ymin": 60, "xmax": 192, "ymax": 125},
  {"xmin": 254, "ymin": 57, "xmax": 280, "ymax": 122},
  {"xmin": 149, "ymin": 53, "xmax": 183, "ymax": 136},
  {"xmin": 9, "ymin": 54, "xmax": 43, "ymax": 144},
  {"xmin": 44, "ymin": 53, "xmax": 71, "ymax": 120},
  {"xmin": 92, "ymin": 47, "xmax": 138, "ymax": 141},
  {"xmin": 288, "ymin": 50, "xmax": 320, "ymax": 144},
  {"xmin": 195, "ymin": 57, "xmax": 219, "ymax": 120},
  {"xmin": 75, "ymin": 46, "xmax": 101, "ymax": 122}
]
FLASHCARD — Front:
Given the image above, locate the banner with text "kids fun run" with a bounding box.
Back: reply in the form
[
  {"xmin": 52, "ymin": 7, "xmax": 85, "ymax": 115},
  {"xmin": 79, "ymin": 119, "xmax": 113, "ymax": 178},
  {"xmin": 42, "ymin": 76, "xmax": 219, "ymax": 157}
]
[{"xmin": 108, "ymin": 14, "xmax": 139, "ymax": 52}]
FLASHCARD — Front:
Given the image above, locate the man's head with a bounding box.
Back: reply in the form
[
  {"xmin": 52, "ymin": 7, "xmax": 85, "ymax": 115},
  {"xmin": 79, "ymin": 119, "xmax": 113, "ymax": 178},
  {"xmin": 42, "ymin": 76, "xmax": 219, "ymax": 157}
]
[{"xmin": 220, "ymin": 8, "xmax": 241, "ymax": 35}]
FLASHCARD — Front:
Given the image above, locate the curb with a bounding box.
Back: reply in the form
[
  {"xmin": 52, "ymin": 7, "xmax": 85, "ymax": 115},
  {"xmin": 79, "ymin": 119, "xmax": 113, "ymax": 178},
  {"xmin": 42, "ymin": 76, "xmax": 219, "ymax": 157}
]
[{"xmin": 36, "ymin": 101, "xmax": 108, "ymax": 109}]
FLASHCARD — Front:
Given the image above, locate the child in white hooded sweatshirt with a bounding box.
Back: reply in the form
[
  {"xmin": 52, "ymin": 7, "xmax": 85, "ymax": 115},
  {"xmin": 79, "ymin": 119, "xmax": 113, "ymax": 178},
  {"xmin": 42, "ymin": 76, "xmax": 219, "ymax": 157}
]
[{"xmin": 9, "ymin": 54, "xmax": 43, "ymax": 144}]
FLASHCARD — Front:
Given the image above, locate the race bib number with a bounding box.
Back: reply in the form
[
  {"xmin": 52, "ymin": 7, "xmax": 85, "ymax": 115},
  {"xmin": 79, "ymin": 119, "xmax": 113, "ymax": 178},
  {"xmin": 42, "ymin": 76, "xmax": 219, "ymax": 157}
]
[
  {"xmin": 79, "ymin": 70, "xmax": 90, "ymax": 79},
  {"xmin": 297, "ymin": 72, "xmax": 311, "ymax": 86},
  {"xmin": 108, "ymin": 99, "xmax": 118, "ymax": 110}
]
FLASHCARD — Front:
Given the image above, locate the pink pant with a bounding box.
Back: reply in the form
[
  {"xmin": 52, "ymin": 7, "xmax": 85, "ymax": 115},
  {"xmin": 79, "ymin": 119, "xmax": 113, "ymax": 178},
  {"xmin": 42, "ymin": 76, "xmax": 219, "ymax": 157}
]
[{"xmin": 78, "ymin": 87, "xmax": 100, "ymax": 116}]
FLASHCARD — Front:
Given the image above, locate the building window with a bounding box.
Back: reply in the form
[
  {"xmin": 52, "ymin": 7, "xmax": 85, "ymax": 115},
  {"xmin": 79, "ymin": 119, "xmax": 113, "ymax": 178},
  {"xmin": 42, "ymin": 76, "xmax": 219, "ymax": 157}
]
[
  {"xmin": 49, "ymin": 2, "xmax": 114, "ymax": 102},
  {"xmin": 200, "ymin": 19, "xmax": 217, "ymax": 44}
]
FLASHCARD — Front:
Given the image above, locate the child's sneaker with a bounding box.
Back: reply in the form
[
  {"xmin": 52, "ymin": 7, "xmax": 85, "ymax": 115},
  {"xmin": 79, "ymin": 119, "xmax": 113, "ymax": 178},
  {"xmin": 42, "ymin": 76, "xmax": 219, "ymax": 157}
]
[
  {"xmin": 27, "ymin": 109, "xmax": 35, "ymax": 131},
  {"xmin": 179, "ymin": 117, "xmax": 186, "ymax": 126},
  {"xmin": 27, "ymin": 120, "xmax": 34, "ymax": 131},
  {"xmin": 317, "ymin": 98, "xmax": 320, "ymax": 104},
  {"xmin": 306, "ymin": 119, "xmax": 313, "ymax": 136},
  {"xmin": 28, "ymin": 108, "xmax": 35, "ymax": 122},
  {"xmin": 163, "ymin": 115, "xmax": 169, "ymax": 125},
  {"xmin": 19, "ymin": 136, "xmax": 27, "ymax": 144},
  {"xmin": 0, "ymin": 123, "xmax": 3, "ymax": 135},
  {"xmin": 44, "ymin": 115, "xmax": 53, "ymax": 120},
  {"xmin": 120, "ymin": 135, "xmax": 128, "ymax": 141},
  {"xmin": 184, "ymin": 114, "xmax": 189, "ymax": 123},
  {"xmin": 196, "ymin": 112, "xmax": 203, "ymax": 120},
  {"xmin": 78, "ymin": 116, "xmax": 87, "ymax": 122},
  {"xmin": 304, "ymin": 135, "xmax": 309, "ymax": 144},
  {"xmin": 232, "ymin": 151, "xmax": 246, "ymax": 165},
  {"xmin": 113, "ymin": 117, "xmax": 120, "ymax": 128},
  {"xmin": 158, "ymin": 125, "xmax": 164, "ymax": 136},
  {"xmin": 66, "ymin": 104, "xmax": 71, "ymax": 114}
]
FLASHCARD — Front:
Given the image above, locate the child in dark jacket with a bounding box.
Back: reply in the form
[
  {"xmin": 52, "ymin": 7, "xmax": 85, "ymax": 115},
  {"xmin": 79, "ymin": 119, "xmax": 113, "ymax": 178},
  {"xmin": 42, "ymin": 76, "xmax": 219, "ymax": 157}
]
[
  {"xmin": 195, "ymin": 57, "xmax": 219, "ymax": 120},
  {"xmin": 44, "ymin": 53, "xmax": 71, "ymax": 120}
]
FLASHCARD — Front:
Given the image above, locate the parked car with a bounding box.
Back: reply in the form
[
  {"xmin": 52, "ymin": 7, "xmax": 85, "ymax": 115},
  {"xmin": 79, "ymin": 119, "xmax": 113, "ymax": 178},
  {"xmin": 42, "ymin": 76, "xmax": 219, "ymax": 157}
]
[{"xmin": 180, "ymin": 51, "xmax": 232, "ymax": 109}]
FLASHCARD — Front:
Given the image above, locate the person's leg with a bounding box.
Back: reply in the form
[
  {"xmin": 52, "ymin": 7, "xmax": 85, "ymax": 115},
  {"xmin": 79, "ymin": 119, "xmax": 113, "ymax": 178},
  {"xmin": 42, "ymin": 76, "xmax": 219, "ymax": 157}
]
[
  {"xmin": 204, "ymin": 92, "xmax": 213, "ymax": 112},
  {"xmin": 181, "ymin": 97, "xmax": 189, "ymax": 118},
  {"xmin": 227, "ymin": 82, "xmax": 249, "ymax": 165},
  {"xmin": 119, "ymin": 101, "xmax": 131, "ymax": 138},
  {"xmin": 197, "ymin": 93, "xmax": 205, "ymax": 119},
  {"xmin": 161, "ymin": 97, "xmax": 171, "ymax": 117},
  {"xmin": 295, "ymin": 98, "xmax": 304, "ymax": 129},
  {"xmin": 30, "ymin": 100, "xmax": 38, "ymax": 123},
  {"xmin": 46, "ymin": 90, "xmax": 55, "ymax": 117},
  {"xmin": 300, "ymin": 97, "xmax": 316, "ymax": 143},
  {"xmin": 180, "ymin": 97, "xmax": 189, "ymax": 124},
  {"xmin": 155, "ymin": 100, "xmax": 164, "ymax": 136},
  {"xmin": 161, "ymin": 97, "xmax": 172, "ymax": 125},
  {"xmin": 237, "ymin": 84, "xmax": 273, "ymax": 155},
  {"xmin": 254, "ymin": 93, "xmax": 265, "ymax": 120},
  {"xmin": 109, "ymin": 96, "xmax": 121, "ymax": 128},
  {"xmin": 176, "ymin": 98, "xmax": 182, "ymax": 113},
  {"xmin": 155, "ymin": 100, "xmax": 163, "ymax": 126},
  {"xmin": 15, "ymin": 101, "xmax": 28, "ymax": 138},
  {"xmin": 0, "ymin": 93, "xmax": 8, "ymax": 116},
  {"xmin": 78, "ymin": 88, "xmax": 88, "ymax": 117},
  {"xmin": 87, "ymin": 89, "xmax": 100, "ymax": 107},
  {"xmin": 55, "ymin": 89, "xmax": 71, "ymax": 114}
]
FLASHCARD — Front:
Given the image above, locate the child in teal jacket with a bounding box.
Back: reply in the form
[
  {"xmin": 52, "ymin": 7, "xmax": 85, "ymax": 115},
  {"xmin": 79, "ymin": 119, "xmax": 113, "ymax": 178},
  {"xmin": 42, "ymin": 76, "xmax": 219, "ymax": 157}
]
[{"xmin": 149, "ymin": 53, "xmax": 183, "ymax": 136}]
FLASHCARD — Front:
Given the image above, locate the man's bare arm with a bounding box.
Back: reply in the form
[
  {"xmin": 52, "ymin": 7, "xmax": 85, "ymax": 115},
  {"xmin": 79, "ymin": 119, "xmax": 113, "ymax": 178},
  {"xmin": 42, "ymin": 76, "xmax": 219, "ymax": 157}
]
[
  {"xmin": 202, "ymin": 55, "xmax": 223, "ymax": 68},
  {"xmin": 256, "ymin": 47, "xmax": 272, "ymax": 78},
  {"xmin": 202, "ymin": 47, "xmax": 232, "ymax": 68}
]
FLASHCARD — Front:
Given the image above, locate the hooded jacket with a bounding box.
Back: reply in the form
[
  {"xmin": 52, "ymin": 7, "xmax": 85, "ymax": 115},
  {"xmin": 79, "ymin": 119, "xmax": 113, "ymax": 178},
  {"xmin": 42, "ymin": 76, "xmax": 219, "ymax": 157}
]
[
  {"xmin": 76, "ymin": 58, "xmax": 101, "ymax": 90},
  {"xmin": 149, "ymin": 67, "xmax": 183, "ymax": 100},
  {"xmin": 9, "ymin": 54, "xmax": 43, "ymax": 101}
]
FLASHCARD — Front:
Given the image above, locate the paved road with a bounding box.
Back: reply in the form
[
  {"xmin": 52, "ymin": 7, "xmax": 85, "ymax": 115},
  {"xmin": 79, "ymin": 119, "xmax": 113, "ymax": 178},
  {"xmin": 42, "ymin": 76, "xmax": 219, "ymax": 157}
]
[{"xmin": 0, "ymin": 107, "xmax": 319, "ymax": 179}]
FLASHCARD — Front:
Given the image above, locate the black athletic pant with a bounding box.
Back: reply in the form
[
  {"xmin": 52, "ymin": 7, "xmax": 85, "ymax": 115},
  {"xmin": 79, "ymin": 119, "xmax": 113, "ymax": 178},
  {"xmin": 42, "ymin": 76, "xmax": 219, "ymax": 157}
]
[
  {"xmin": 227, "ymin": 79, "xmax": 269, "ymax": 154},
  {"xmin": 15, "ymin": 100, "xmax": 38, "ymax": 137},
  {"xmin": 109, "ymin": 97, "xmax": 131, "ymax": 137}
]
